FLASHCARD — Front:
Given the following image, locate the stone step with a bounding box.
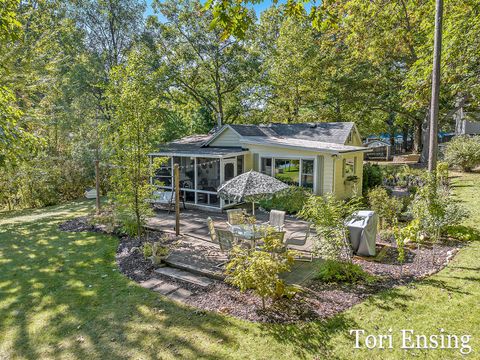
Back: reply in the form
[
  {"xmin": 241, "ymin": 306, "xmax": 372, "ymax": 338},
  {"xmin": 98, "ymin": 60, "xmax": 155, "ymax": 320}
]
[
  {"xmin": 154, "ymin": 267, "xmax": 215, "ymax": 287},
  {"xmin": 164, "ymin": 257, "xmax": 225, "ymax": 281},
  {"xmin": 139, "ymin": 278, "xmax": 180, "ymax": 295},
  {"xmin": 168, "ymin": 288, "xmax": 193, "ymax": 302}
]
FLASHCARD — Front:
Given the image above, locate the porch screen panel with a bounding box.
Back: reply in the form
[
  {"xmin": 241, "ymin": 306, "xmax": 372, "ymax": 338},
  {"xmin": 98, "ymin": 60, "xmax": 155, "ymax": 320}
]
[
  {"xmin": 153, "ymin": 157, "xmax": 172, "ymax": 188},
  {"xmin": 174, "ymin": 157, "xmax": 195, "ymax": 202},
  {"xmin": 196, "ymin": 158, "xmax": 220, "ymax": 207}
]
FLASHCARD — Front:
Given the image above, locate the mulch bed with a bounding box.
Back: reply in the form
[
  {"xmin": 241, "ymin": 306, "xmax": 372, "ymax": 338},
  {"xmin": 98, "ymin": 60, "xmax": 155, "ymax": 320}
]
[{"xmin": 59, "ymin": 216, "xmax": 463, "ymax": 324}]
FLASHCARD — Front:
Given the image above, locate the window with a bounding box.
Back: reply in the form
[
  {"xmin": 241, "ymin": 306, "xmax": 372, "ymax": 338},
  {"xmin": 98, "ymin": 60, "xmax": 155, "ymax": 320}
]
[
  {"xmin": 261, "ymin": 158, "xmax": 272, "ymax": 175},
  {"xmin": 343, "ymin": 158, "xmax": 355, "ymax": 178},
  {"xmin": 237, "ymin": 155, "xmax": 244, "ymax": 175},
  {"xmin": 274, "ymin": 159, "xmax": 299, "ymax": 186},
  {"xmin": 301, "ymin": 159, "xmax": 314, "ymax": 188},
  {"xmin": 261, "ymin": 157, "xmax": 315, "ymax": 189}
]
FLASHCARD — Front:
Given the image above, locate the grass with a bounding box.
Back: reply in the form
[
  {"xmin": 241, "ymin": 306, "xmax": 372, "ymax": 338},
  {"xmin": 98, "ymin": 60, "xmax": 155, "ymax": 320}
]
[{"xmin": 1, "ymin": 173, "xmax": 480, "ymax": 359}]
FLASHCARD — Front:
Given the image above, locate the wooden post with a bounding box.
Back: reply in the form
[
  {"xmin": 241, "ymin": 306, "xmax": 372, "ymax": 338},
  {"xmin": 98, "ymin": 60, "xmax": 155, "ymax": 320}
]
[
  {"xmin": 95, "ymin": 159, "xmax": 101, "ymax": 215},
  {"xmin": 428, "ymin": 0, "xmax": 443, "ymax": 172},
  {"xmin": 174, "ymin": 164, "xmax": 180, "ymax": 236}
]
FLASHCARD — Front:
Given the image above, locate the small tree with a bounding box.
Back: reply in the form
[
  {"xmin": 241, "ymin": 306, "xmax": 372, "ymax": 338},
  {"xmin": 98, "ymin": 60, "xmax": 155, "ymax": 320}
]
[
  {"xmin": 225, "ymin": 230, "xmax": 297, "ymax": 310},
  {"xmin": 410, "ymin": 175, "xmax": 468, "ymax": 263},
  {"xmin": 367, "ymin": 187, "xmax": 403, "ymax": 229},
  {"xmin": 444, "ymin": 136, "xmax": 480, "ymax": 172},
  {"xmin": 298, "ymin": 193, "xmax": 361, "ymax": 262},
  {"xmin": 107, "ymin": 46, "xmax": 167, "ymax": 237}
]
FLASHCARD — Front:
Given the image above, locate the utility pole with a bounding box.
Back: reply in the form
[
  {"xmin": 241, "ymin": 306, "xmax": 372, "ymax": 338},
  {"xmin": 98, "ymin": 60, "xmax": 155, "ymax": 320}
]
[{"xmin": 428, "ymin": 0, "xmax": 443, "ymax": 173}]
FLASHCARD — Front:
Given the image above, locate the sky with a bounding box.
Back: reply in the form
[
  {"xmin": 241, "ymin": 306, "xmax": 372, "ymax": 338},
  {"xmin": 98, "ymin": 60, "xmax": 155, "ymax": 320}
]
[{"xmin": 145, "ymin": 0, "xmax": 281, "ymax": 18}]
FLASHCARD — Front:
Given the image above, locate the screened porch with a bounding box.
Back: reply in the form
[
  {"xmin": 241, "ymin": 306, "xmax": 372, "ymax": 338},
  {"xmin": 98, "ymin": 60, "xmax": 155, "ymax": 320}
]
[{"xmin": 148, "ymin": 149, "xmax": 248, "ymax": 209}]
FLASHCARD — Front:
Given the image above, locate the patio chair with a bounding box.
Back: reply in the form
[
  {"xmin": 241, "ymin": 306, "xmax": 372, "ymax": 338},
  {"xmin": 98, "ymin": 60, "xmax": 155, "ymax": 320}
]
[
  {"xmin": 263, "ymin": 210, "xmax": 286, "ymax": 231},
  {"xmin": 226, "ymin": 209, "xmax": 246, "ymax": 227},
  {"xmin": 151, "ymin": 190, "xmax": 186, "ymax": 214},
  {"xmin": 215, "ymin": 229, "xmax": 235, "ymax": 268},
  {"xmin": 285, "ymin": 225, "xmax": 314, "ymax": 261},
  {"xmin": 206, "ymin": 217, "xmax": 217, "ymax": 243}
]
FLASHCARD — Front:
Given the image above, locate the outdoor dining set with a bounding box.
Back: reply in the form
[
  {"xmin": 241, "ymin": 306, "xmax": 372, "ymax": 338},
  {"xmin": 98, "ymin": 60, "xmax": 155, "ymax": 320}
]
[{"xmin": 206, "ymin": 208, "xmax": 314, "ymax": 262}]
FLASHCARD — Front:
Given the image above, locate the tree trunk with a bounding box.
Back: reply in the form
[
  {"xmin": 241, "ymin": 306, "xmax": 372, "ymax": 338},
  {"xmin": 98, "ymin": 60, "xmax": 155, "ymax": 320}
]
[
  {"xmin": 428, "ymin": 0, "xmax": 443, "ymax": 172},
  {"xmin": 402, "ymin": 125, "xmax": 409, "ymax": 153},
  {"xmin": 420, "ymin": 112, "xmax": 430, "ymax": 163},
  {"xmin": 413, "ymin": 120, "xmax": 422, "ymax": 153}
]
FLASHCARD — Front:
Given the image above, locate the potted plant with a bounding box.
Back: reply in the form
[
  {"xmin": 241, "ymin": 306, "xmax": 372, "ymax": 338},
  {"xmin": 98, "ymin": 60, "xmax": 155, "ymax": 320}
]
[
  {"xmin": 143, "ymin": 242, "xmax": 170, "ymax": 266},
  {"xmin": 344, "ymin": 175, "xmax": 359, "ymax": 185}
]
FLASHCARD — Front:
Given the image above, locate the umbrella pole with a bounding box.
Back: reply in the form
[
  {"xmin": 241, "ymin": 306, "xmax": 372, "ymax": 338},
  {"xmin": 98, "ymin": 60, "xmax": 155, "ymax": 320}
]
[{"xmin": 252, "ymin": 201, "xmax": 255, "ymax": 216}]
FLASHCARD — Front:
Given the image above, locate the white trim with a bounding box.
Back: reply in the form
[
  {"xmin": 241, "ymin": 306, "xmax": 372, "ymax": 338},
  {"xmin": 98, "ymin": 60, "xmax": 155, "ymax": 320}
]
[
  {"xmin": 258, "ymin": 155, "xmax": 317, "ymax": 190},
  {"xmin": 240, "ymin": 137, "xmax": 369, "ymax": 154},
  {"xmin": 147, "ymin": 151, "xmax": 248, "ymax": 158}
]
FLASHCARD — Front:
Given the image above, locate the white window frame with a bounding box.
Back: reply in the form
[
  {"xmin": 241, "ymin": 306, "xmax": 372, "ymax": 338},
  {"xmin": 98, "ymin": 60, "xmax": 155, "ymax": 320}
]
[{"xmin": 258, "ymin": 154, "xmax": 317, "ymax": 190}]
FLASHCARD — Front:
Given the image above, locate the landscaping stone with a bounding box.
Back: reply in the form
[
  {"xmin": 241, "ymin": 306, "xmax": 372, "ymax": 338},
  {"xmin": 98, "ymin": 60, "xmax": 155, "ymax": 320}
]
[
  {"xmin": 153, "ymin": 282, "xmax": 179, "ymax": 295},
  {"xmin": 168, "ymin": 288, "xmax": 193, "ymax": 302},
  {"xmin": 155, "ymin": 267, "xmax": 214, "ymax": 287},
  {"xmin": 139, "ymin": 278, "xmax": 162, "ymax": 290}
]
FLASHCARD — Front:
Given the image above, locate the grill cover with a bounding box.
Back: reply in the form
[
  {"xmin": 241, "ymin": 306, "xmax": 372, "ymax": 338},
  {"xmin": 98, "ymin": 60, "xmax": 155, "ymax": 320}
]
[{"xmin": 347, "ymin": 210, "xmax": 378, "ymax": 256}]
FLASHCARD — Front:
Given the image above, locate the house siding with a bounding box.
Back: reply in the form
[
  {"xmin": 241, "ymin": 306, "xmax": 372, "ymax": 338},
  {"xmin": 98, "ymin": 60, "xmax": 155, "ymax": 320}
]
[
  {"xmin": 244, "ymin": 144, "xmax": 338, "ymax": 196},
  {"xmin": 323, "ymin": 155, "xmax": 335, "ymax": 194},
  {"xmin": 209, "ymin": 128, "xmax": 241, "ymax": 147},
  {"xmin": 333, "ymin": 152, "xmax": 364, "ymax": 199}
]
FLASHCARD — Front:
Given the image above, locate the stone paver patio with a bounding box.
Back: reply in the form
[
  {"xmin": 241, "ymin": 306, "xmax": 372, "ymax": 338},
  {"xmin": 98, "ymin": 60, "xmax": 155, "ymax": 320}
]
[{"xmin": 143, "ymin": 208, "xmax": 319, "ymax": 302}]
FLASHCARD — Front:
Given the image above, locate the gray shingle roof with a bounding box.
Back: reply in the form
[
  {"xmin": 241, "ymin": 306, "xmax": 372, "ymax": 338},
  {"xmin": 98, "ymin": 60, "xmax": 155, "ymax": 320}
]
[
  {"xmin": 229, "ymin": 122, "xmax": 355, "ymax": 144},
  {"xmin": 151, "ymin": 134, "xmax": 245, "ymax": 157}
]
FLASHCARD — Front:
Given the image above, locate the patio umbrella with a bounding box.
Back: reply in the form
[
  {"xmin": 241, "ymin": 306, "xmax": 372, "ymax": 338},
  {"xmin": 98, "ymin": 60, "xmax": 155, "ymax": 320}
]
[{"xmin": 217, "ymin": 170, "xmax": 289, "ymax": 215}]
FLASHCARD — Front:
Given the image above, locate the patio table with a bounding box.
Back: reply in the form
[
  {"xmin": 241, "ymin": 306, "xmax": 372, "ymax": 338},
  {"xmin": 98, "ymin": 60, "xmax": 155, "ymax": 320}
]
[{"xmin": 230, "ymin": 224, "xmax": 267, "ymax": 247}]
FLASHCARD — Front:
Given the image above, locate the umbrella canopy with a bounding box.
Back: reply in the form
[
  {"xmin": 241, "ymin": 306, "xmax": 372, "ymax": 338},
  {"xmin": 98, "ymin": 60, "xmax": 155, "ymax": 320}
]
[{"xmin": 217, "ymin": 170, "xmax": 289, "ymax": 203}]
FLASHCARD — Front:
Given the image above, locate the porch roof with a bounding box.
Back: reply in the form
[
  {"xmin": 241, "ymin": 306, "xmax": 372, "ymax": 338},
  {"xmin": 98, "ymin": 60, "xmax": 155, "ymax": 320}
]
[
  {"xmin": 148, "ymin": 146, "xmax": 248, "ymax": 158},
  {"xmin": 149, "ymin": 134, "xmax": 248, "ymax": 158}
]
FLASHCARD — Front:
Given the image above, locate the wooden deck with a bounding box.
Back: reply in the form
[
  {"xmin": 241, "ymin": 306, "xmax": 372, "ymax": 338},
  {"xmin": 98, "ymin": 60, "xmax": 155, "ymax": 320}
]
[
  {"xmin": 146, "ymin": 208, "xmax": 319, "ymax": 285},
  {"xmin": 146, "ymin": 208, "xmax": 314, "ymax": 252}
]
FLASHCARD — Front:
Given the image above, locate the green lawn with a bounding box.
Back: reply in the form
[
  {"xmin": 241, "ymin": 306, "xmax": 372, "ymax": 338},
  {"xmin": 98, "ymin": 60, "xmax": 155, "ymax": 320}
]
[{"xmin": 1, "ymin": 173, "xmax": 479, "ymax": 359}]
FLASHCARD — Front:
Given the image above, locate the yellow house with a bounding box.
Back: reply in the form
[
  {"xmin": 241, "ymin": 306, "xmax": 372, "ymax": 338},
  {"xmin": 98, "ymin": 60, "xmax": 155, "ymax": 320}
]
[{"xmin": 149, "ymin": 122, "xmax": 369, "ymax": 210}]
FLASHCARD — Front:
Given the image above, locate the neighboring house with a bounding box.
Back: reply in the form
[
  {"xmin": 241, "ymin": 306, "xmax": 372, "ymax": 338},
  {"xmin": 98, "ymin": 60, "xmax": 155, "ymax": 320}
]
[
  {"xmin": 364, "ymin": 139, "xmax": 391, "ymax": 160},
  {"xmin": 148, "ymin": 122, "xmax": 369, "ymax": 210},
  {"xmin": 454, "ymin": 100, "xmax": 480, "ymax": 136}
]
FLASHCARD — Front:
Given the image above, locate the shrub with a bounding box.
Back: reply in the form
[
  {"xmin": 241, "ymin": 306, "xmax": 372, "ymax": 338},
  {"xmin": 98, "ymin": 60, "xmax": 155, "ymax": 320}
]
[
  {"xmin": 299, "ymin": 193, "xmax": 363, "ymax": 261},
  {"xmin": 362, "ymin": 163, "xmax": 383, "ymax": 193},
  {"xmin": 444, "ymin": 136, "xmax": 480, "ymax": 172},
  {"xmin": 90, "ymin": 204, "xmax": 118, "ymax": 233},
  {"xmin": 410, "ymin": 176, "xmax": 469, "ymax": 243},
  {"xmin": 316, "ymin": 260, "xmax": 374, "ymax": 284},
  {"xmin": 225, "ymin": 230, "xmax": 298, "ymax": 309},
  {"xmin": 143, "ymin": 243, "xmax": 153, "ymax": 258},
  {"xmin": 259, "ymin": 186, "xmax": 310, "ymax": 214},
  {"xmin": 367, "ymin": 187, "xmax": 403, "ymax": 229},
  {"xmin": 143, "ymin": 242, "xmax": 169, "ymax": 265},
  {"xmin": 436, "ymin": 161, "xmax": 449, "ymax": 184}
]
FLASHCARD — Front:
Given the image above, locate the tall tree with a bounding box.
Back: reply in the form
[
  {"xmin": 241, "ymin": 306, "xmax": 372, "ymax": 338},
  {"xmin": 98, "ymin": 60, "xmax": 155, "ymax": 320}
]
[{"xmin": 149, "ymin": 0, "xmax": 259, "ymax": 128}]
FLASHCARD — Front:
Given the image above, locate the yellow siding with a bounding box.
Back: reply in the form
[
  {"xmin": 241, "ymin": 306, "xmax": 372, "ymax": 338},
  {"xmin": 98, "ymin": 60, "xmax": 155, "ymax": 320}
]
[
  {"xmin": 209, "ymin": 127, "xmax": 241, "ymax": 147},
  {"xmin": 244, "ymin": 143, "xmax": 364, "ymax": 198},
  {"xmin": 244, "ymin": 153, "xmax": 253, "ymax": 171},
  {"xmin": 333, "ymin": 152, "xmax": 364, "ymax": 199}
]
